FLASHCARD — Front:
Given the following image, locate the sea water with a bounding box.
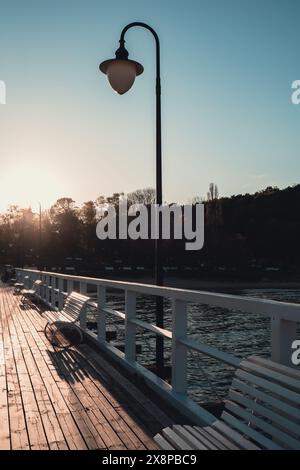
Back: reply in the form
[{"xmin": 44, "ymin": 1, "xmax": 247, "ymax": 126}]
[{"xmin": 87, "ymin": 289, "xmax": 300, "ymax": 404}]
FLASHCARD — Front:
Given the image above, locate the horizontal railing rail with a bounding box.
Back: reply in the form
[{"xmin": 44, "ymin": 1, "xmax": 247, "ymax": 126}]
[{"xmin": 14, "ymin": 267, "xmax": 300, "ymax": 426}]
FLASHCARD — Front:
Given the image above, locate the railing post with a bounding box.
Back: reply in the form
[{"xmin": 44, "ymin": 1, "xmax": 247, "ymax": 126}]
[
  {"xmin": 80, "ymin": 282, "xmax": 87, "ymax": 294},
  {"xmin": 51, "ymin": 276, "xmax": 57, "ymax": 309},
  {"xmin": 58, "ymin": 278, "xmax": 64, "ymax": 310},
  {"xmin": 172, "ymin": 299, "xmax": 187, "ymax": 395},
  {"xmin": 271, "ymin": 317, "xmax": 298, "ymax": 367},
  {"xmin": 67, "ymin": 279, "xmax": 74, "ymax": 294},
  {"xmin": 125, "ymin": 290, "xmax": 136, "ymax": 362},
  {"xmin": 45, "ymin": 275, "xmax": 50, "ymax": 305},
  {"xmin": 42, "ymin": 273, "xmax": 46, "ymax": 302},
  {"xmin": 80, "ymin": 305, "xmax": 87, "ymax": 331},
  {"xmin": 97, "ymin": 285, "xmax": 106, "ymax": 342}
]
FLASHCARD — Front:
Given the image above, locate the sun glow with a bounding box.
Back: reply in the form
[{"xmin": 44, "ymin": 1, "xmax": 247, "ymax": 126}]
[{"xmin": 0, "ymin": 162, "xmax": 66, "ymax": 212}]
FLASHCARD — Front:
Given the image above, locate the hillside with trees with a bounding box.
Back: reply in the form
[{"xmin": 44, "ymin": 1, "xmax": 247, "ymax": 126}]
[{"xmin": 1, "ymin": 185, "xmax": 300, "ymax": 282}]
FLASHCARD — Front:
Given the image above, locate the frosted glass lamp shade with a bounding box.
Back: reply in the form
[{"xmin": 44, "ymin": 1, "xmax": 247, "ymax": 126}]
[
  {"xmin": 100, "ymin": 58, "xmax": 143, "ymax": 95},
  {"xmin": 107, "ymin": 60, "xmax": 136, "ymax": 94}
]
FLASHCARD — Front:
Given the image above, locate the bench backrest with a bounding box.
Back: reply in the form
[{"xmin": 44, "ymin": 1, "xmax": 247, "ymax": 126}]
[
  {"xmin": 33, "ymin": 279, "xmax": 43, "ymax": 289},
  {"xmin": 223, "ymin": 355, "xmax": 300, "ymax": 450},
  {"xmin": 62, "ymin": 291, "xmax": 90, "ymax": 322}
]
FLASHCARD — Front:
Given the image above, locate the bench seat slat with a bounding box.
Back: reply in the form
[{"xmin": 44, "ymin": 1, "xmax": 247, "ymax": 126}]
[
  {"xmin": 65, "ymin": 298, "xmax": 86, "ymax": 308},
  {"xmin": 171, "ymin": 425, "xmax": 209, "ymax": 450},
  {"xmin": 63, "ymin": 308, "xmax": 82, "ymax": 321},
  {"xmin": 212, "ymin": 419, "xmax": 261, "ymax": 450},
  {"xmin": 21, "ymin": 279, "xmax": 43, "ymax": 297},
  {"xmin": 43, "ymin": 311, "xmax": 59, "ymax": 323},
  {"xmin": 236, "ymin": 369, "xmax": 300, "ymax": 406},
  {"xmin": 231, "ymin": 378, "xmax": 300, "ymax": 421},
  {"xmin": 248, "ymin": 356, "xmax": 300, "ymax": 382},
  {"xmin": 221, "ymin": 411, "xmax": 282, "ymax": 450},
  {"xmin": 183, "ymin": 426, "xmax": 224, "ymax": 449},
  {"xmin": 21, "ymin": 289, "xmax": 35, "ymax": 295},
  {"xmin": 153, "ymin": 434, "xmax": 175, "ymax": 451},
  {"xmin": 200, "ymin": 426, "xmax": 240, "ymax": 450},
  {"xmin": 44, "ymin": 292, "xmax": 90, "ymax": 325},
  {"xmin": 224, "ymin": 401, "xmax": 300, "ymax": 449},
  {"xmin": 162, "ymin": 427, "xmax": 194, "ymax": 450},
  {"xmin": 241, "ymin": 360, "xmax": 300, "ymax": 393},
  {"xmin": 228, "ymin": 389, "xmax": 300, "ymax": 437}
]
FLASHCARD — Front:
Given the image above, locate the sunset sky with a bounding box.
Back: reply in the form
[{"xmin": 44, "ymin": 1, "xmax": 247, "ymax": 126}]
[{"xmin": 0, "ymin": 0, "xmax": 299, "ymax": 212}]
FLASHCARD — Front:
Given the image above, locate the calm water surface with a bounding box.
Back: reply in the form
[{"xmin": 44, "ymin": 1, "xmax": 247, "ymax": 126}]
[{"xmin": 88, "ymin": 289, "xmax": 300, "ymax": 404}]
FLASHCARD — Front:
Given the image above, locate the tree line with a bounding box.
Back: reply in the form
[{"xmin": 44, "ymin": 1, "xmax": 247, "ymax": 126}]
[{"xmin": 0, "ymin": 184, "xmax": 299, "ymax": 281}]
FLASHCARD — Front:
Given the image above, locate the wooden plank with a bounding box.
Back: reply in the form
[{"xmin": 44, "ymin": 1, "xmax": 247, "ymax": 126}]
[
  {"xmin": 0, "ymin": 287, "xmax": 166, "ymax": 451},
  {"xmin": 0, "ymin": 289, "xmax": 29, "ymax": 449},
  {"xmin": 80, "ymin": 346, "xmax": 170, "ymax": 444},
  {"xmin": 10, "ymin": 299, "xmax": 69, "ymax": 449},
  {"xmin": 2, "ymin": 290, "xmax": 49, "ymax": 449},
  {"xmin": 79, "ymin": 343, "xmax": 173, "ymax": 428},
  {"xmin": 17, "ymin": 294, "xmax": 154, "ymax": 450},
  {"xmin": 0, "ymin": 292, "xmax": 11, "ymax": 450},
  {"xmin": 6, "ymin": 290, "xmax": 92, "ymax": 450},
  {"xmin": 41, "ymin": 332, "xmax": 158, "ymax": 449},
  {"xmin": 13, "ymin": 299, "xmax": 103, "ymax": 450},
  {"xmin": 43, "ymin": 349, "xmax": 124, "ymax": 450},
  {"xmin": 44, "ymin": 346, "xmax": 143, "ymax": 450}
]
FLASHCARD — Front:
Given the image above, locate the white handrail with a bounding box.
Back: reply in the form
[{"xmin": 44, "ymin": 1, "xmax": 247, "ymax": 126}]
[
  {"xmin": 16, "ymin": 268, "xmax": 300, "ymax": 320},
  {"xmin": 15, "ymin": 267, "xmax": 300, "ymax": 426}
]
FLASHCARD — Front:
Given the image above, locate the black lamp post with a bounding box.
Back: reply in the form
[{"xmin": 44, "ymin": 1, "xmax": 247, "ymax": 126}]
[
  {"xmin": 37, "ymin": 202, "xmax": 42, "ymax": 270},
  {"xmin": 100, "ymin": 22, "xmax": 164, "ymax": 374},
  {"xmin": 14, "ymin": 232, "xmax": 21, "ymax": 268}
]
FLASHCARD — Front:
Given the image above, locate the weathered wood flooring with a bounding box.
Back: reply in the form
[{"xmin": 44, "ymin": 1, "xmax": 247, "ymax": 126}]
[{"xmin": 0, "ymin": 286, "xmax": 173, "ymax": 450}]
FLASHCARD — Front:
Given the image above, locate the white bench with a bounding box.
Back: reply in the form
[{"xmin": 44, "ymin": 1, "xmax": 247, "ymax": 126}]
[
  {"xmin": 14, "ymin": 275, "xmax": 29, "ymax": 294},
  {"xmin": 21, "ymin": 279, "xmax": 43, "ymax": 303},
  {"xmin": 44, "ymin": 291, "xmax": 90, "ymax": 348},
  {"xmin": 154, "ymin": 356, "xmax": 300, "ymax": 450}
]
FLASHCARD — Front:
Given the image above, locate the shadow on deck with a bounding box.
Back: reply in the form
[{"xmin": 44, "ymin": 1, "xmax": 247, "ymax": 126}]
[{"xmin": 0, "ymin": 285, "xmax": 175, "ymax": 450}]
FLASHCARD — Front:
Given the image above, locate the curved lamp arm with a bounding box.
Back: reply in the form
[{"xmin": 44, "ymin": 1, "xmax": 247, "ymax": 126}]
[
  {"xmin": 118, "ymin": 22, "xmax": 162, "ymax": 207},
  {"xmin": 119, "ymin": 22, "xmax": 160, "ymax": 84}
]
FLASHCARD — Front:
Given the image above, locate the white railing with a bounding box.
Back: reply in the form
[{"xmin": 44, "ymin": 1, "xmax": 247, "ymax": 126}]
[{"xmin": 14, "ymin": 268, "xmax": 300, "ymax": 425}]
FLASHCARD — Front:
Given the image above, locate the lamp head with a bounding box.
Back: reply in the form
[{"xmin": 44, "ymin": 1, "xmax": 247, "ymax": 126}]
[{"xmin": 100, "ymin": 41, "xmax": 144, "ymax": 95}]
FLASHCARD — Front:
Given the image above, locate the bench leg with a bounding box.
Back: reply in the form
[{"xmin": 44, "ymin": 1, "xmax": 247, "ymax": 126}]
[{"xmin": 44, "ymin": 321, "xmax": 83, "ymax": 348}]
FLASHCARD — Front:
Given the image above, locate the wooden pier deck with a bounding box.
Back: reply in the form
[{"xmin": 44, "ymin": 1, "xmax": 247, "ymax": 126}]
[{"xmin": 0, "ymin": 286, "xmax": 174, "ymax": 450}]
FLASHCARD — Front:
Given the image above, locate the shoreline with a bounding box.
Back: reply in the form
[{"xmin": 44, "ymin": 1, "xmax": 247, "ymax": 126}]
[
  {"xmin": 165, "ymin": 279, "xmax": 300, "ymax": 292},
  {"xmin": 90, "ymin": 276, "xmax": 300, "ymax": 292},
  {"xmin": 94, "ymin": 275, "xmax": 300, "ymax": 292},
  {"xmin": 162, "ymin": 278, "xmax": 300, "ymax": 292}
]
